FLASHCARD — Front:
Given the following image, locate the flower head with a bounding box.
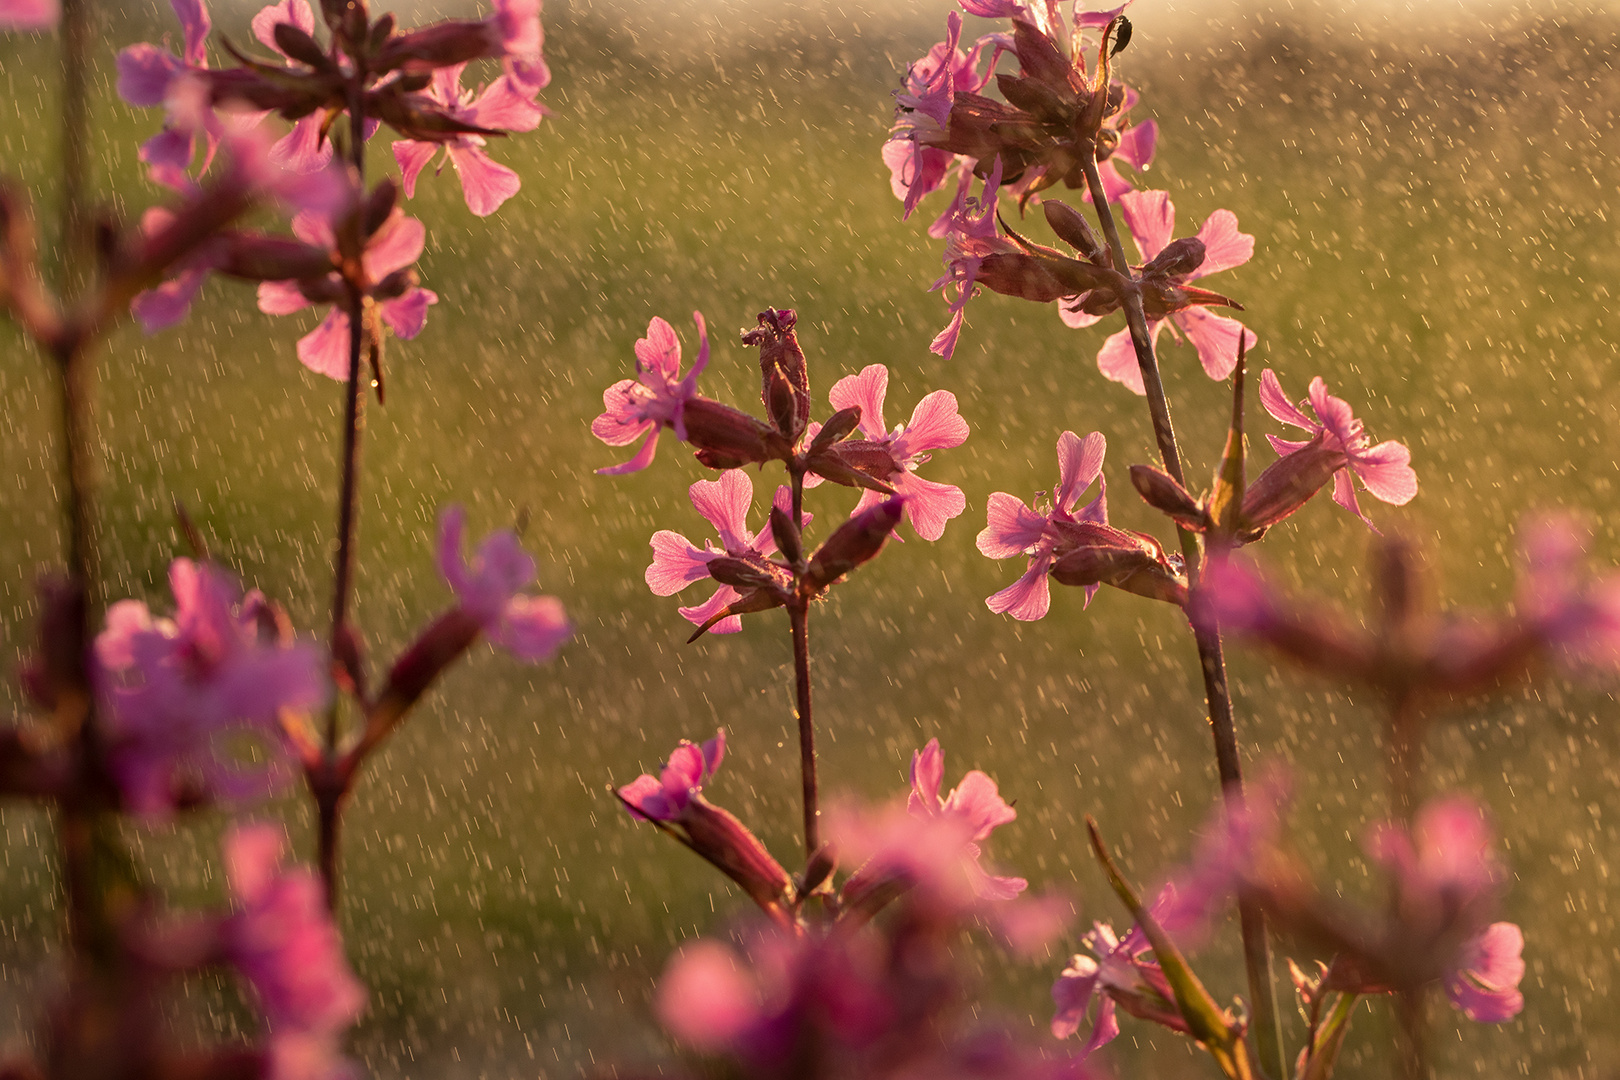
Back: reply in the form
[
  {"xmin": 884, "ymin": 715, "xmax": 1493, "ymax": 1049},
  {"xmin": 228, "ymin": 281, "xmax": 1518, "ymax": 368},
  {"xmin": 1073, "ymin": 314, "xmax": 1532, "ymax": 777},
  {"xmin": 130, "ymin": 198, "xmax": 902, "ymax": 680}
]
[
  {"xmin": 436, "ymin": 505, "xmax": 570, "ymax": 661},
  {"xmin": 1075, "ymin": 189, "xmax": 1256, "ymax": 394},
  {"xmin": 0, "ymin": 0, "xmax": 57, "ymax": 29},
  {"xmin": 825, "ymin": 364, "xmax": 970, "ymax": 541},
  {"xmin": 1257, "ymin": 369, "xmax": 1417, "ymax": 528},
  {"xmin": 392, "ymin": 63, "xmax": 544, "ymax": 217},
  {"xmin": 95, "ymin": 560, "xmax": 327, "ymax": 816},
  {"xmin": 592, "ymin": 313, "xmax": 711, "ymax": 475}
]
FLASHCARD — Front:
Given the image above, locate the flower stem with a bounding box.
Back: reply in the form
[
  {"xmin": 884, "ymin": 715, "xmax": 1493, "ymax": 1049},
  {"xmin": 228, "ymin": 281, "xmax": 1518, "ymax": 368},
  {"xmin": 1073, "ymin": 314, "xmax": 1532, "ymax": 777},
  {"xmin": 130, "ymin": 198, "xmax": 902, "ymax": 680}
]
[
  {"xmin": 789, "ymin": 601, "xmax": 819, "ymax": 860},
  {"xmin": 1081, "ymin": 157, "xmax": 1286, "ymax": 1080}
]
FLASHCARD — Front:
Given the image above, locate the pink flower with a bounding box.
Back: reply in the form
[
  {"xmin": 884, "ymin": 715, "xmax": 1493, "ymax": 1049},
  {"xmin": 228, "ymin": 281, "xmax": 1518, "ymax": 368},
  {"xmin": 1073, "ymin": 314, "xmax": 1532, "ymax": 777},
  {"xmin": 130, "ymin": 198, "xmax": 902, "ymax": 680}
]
[
  {"xmin": 592, "ymin": 313, "xmax": 710, "ymax": 475},
  {"xmin": 436, "ymin": 505, "xmax": 570, "ymax": 661},
  {"xmin": 222, "ymin": 825, "xmax": 365, "ymax": 1066},
  {"xmin": 1258, "ymin": 369, "xmax": 1417, "ymax": 528},
  {"xmin": 617, "ymin": 731, "xmax": 793, "ymax": 917},
  {"xmin": 883, "ymin": 11, "xmax": 997, "ymax": 219},
  {"xmin": 826, "ymin": 364, "xmax": 969, "ymax": 541},
  {"xmin": 1445, "ymin": 922, "xmax": 1525, "ymax": 1023},
  {"xmin": 0, "ymin": 0, "xmax": 57, "ymax": 30},
  {"xmin": 1075, "ymin": 189, "xmax": 1256, "ymax": 393},
  {"xmin": 930, "ymin": 157, "xmax": 1013, "ymax": 360},
  {"xmin": 976, "ymin": 429, "xmax": 1106, "ymax": 621},
  {"xmin": 392, "ymin": 64, "xmax": 544, "ymax": 217},
  {"xmin": 905, "ymin": 738, "xmax": 1024, "ymax": 900},
  {"xmin": 95, "ymin": 560, "xmax": 327, "ymax": 816},
  {"xmin": 1516, "ymin": 515, "xmax": 1620, "ymax": 669},
  {"xmin": 1051, "ymin": 894, "xmax": 1191, "ymax": 1053},
  {"xmin": 645, "ymin": 470, "xmax": 802, "ymax": 635},
  {"xmin": 116, "ymin": 0, "xmax": 210, "ymax": 109},
  {"xmin": 617, "ymin": 729, "xmax": 725, "ymax": 822},
  {"xmin": 256, "ymin": 201, "xmax": 438, "ymax": 379}
]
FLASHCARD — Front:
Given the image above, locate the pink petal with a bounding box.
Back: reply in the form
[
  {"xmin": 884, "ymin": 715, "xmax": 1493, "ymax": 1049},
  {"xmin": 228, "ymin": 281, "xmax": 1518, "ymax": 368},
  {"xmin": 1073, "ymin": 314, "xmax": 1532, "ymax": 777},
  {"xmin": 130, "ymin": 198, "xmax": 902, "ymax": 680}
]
[
  {"xmin": 646, "ymin": 530, "xmax": 715, "ymax": 596},
  {"xmin": 986, "ymin": 559, "xmax": 1052, "ymax": 621},
  {"xmin": 392, "ymin": 139, "xmax": 440, "ymax": 199},
  {"xmin": 224, "ymin": 823, "xmax": 286, "ymax": 907},
  {"xmin": 827, "ymin": 364, "xmax": 890, "ymax": 439},
  {"xmin": 700, "ymin": 730, "xmax": 726, "ymax": 777},
  {"xmin": 595, "ymin": 429, "xmax": 660, "ymax": 476},
  {"xmin": 1113, "ymin": 118, "xmax": 1158, "ymax": 170},
  {"xmin": 465, "ymin": 75, "xmax": 544, "ymax": 133},
  {"xmin": 1118, "ymin": 188, "xmax": 1173, "ymax": 261},
  {"xmin": 656, "ymin": 942, "xmax": 759, "ymax": 1051},
  {"xmin": 942, "ymin": 770, "xmax": 1016, "ymax": 840},
  {"xmin": 435, "ymin": 505, "xmax": 471, "ymax": 596},
  {"xmin": 679, "ymin": 586, "xmax": 742, "ymax": 636},
  {"xmin": 909, "ymin": 739, "xmax": 945, "ymax": 811},
  {"xmin": 896, "ymin": 389, "xmax": 969, "ymax": 456},
  {"xmin": 1445, "ymin": 923, "xmax": 1525, "ymax": 1023},
  {"xmin": 0, "ymin": 0, "xmax": 59, "ymax": 29},
  {"xmin": 929, "ymin": 308, "xmax": 966, "ymax": 361},
  {"xmin": 617, "ymin": 774, "xmax": 669, "ymax": 820},
  {"xmin": 132, "ymin": 266, "xmax": 210, "ymax": 332},
  {"xmin": 362, "ymin": 209, "xmax": 425, "ymax": 279},
  {"xmin": 895, "ymin": 474, "xmax": 965, "ymax": 542},
  {"xmin": 447, "ymin": 143, "xmax": 522, "ymax": 217},
  {"xmin": 688, "ymin": 470, "xmax": 754, "ymax": 552},
  {"xmin": 117, "ymin": 44, "xmax": 182, "ymax": 107},
  {"xmin": 1330, "ymin": 468, "xmax": 1371, "ymax": 528},
  {"xmin": 171, "ymin": 0, "xmax": 210, "ymax": 66},
  {"xmin": 257, "ymin": 279, "xmax": 313, "ymax": 316},
  {"xmin": 1173, "ymin": 308, "xmax": 1254, "ymax": 381},
  {"xmin": 1258, "ymin": 369, "xmax": 1317, "ymax": 432},
  {"xmin": 976, "ymin": 492, "xmax": 1047, "ymax": 559},
  {"xmin": 1096, "ymin": 326, "xmax": 1147, "ymax": 395},
  {"xmin": 493, "ymin": 596, "xmax": 569, "ymax": 661},
  {"xmin": 380, "ymin": 288, "xmax": 436, "ymax": 340},
  {"xmin": 1192, "ymin": 209, "xmax": 1254, "ymax": 277},
  {"xmin": 1055, "ymin": 430, "xmax": 1106, "ymax": 515},
  {"xmin": 1307, "ymin": 376, "xmax": 1360, "ymax": 448},
  {"xmin": 1353, "ymin": 441, "xmax": 1417, "ymax": 505},
  {"xmin": 636, "ymin": 317, "xmax": 682, "ymax": 380},
  {"xmin": 296, "ymin": 309, "xmax": 352, "ymax": 380},
  {"xmin": 251, "ymin": 0, "xmax": 314, "ymax": 53},
  {"xmin": 271, "ymin": 114, "xmax": 332, "ymax": 173}
]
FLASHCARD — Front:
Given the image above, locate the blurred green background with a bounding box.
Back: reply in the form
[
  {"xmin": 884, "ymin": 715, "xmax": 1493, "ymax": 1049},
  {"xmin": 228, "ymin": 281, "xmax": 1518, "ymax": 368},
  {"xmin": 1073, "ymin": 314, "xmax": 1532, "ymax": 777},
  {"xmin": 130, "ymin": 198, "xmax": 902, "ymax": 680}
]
[{"xmin": 2, "ymin": 0, "xmax": 1619, "ymax": 1076}]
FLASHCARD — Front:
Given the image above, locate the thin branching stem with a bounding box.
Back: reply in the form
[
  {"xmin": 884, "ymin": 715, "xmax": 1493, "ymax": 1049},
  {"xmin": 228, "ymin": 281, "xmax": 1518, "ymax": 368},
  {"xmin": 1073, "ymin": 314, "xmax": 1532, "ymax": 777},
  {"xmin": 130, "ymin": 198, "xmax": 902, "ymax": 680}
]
[{"xmin": 1081, "ymin": 156, "xmax": 1286, "ymax": 1080}]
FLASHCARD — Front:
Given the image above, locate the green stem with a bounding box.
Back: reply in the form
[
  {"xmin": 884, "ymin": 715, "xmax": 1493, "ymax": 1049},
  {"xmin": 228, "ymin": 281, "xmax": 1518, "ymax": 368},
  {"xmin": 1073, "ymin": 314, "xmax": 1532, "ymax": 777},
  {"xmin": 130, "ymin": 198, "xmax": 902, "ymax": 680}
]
[{"xmin": 1081, "ymin": 156, "xmax": 1286, "ymax": 1080}]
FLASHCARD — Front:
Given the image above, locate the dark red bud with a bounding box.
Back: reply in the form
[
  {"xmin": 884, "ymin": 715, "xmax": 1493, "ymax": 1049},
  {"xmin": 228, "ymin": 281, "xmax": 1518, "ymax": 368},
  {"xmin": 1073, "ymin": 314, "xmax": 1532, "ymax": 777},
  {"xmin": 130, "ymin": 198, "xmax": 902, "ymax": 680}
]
[
  {"xmin": 810, "ymin": 406, "xmax": 863, "ymax": 452},
  {"xmin": 769, "ymin": 506, "xmax": 803, "ymax": 567},
  {"xmin": 273, "ymin": 23, "xmax": 330, "ymax": 69},
  {"xmin": 1142, "ymin": 236, "xmax": 1206, "ymax": 279},
  {"xmin": 218, "ymin": 235, "xmax": 332, "ymax": 282},
  {"xmin": 806, "ymin": 497, "xmax": 905, "ymax": 591},
  {"xmin": 1049, "ymin": 522, "xmax": 1187, "ymax": 606},
  {"xmin": 367, "ymin": 11, "xmax": 395, "ymax": 52},
  {"xmin": 1043, "ymin": 200, "xmax": 1106, "ymax": 262},
  {"xmin": 1129, "ymin": 464, "xmax": 1210, "ymax": 532},
  {"xmin": 743, "ymin": 309, "xmax": 811, "ymax": 439},
  {"xmin": 975, "ymin": 253, "xmax": 1073, "ymax": 303},
  {"xmin": 705, "ymin": 555, "xmax": 789, "ymax": 594},
  {"xmin": 1009, "ymin": 17, "xmax": 1072, "ymax": 89},
  {"xmin": 682, "ymin": 398, "xmax": 788, "ymax": 470},
  {"xmin": 371, "ymin": 267, "xmax": 417, "ymax": 300},
  {"xmin": 803, "ymin": 444, "xmax": 897, "ymax": 495},
  {"xmin": 764, "ymin": 362, "xmax": 803, "ymax": 440},
  {"xmin": 799, "ymin": 843, "xmax": 838, "ymax": 898},
  {"xmin": 362, "ymin": 180, "xmax": 399, "ymax": 237},
  {"xmin": 680, "ymin": 798, "xmax": 795, "ymax": 918}
]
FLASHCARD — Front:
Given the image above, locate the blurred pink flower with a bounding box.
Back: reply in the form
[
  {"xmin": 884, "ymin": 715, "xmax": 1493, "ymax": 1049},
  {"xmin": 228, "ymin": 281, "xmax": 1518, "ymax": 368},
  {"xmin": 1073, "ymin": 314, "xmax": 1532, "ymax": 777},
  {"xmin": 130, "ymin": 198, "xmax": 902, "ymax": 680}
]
[
  {"xmin": 1075, "ymin": 189, "xmax": 1256, "ymax": 393},
  {"xmin": 617, "ymin": 729, "xmax": 725, "ymax": 822},
  {"xmin": 223, "ymin": 825, "xmax": 365, "ymax": 1071},
  {"xmin": 1258, "ymin": 369, "xmax": 1417, "ymax": 529},
  {"xmin": 826, "ymin": 364, "xmax": 969, "ymax": 541},
  {"xmin": 392, "ymin": 63, "xmax": 544, "ymax": 217},
  {"xmin": 95, "ymin": 560, "xmax": 326, "ymax": 816},
  {"xmin": 436, "ymin": 505, "xmax": 570, "ymax": 661},
  {"xmin": 593, "ymin": 313, "xmax": 710, "ymax": 475},
  {"xmin": 905, "ymin": 738, "xmax": 1024, "ymax": 900},
  {"xmin": 0, "ymin": 0, "xmax": 57, "ymax": 30}
]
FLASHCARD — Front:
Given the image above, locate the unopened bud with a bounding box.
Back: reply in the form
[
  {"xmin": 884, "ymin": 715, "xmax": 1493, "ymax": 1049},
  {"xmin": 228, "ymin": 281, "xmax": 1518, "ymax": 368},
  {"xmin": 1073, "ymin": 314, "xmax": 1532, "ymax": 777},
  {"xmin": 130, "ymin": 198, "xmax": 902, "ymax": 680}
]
[
  {"xmin": 1142, "ymin": 236, "xmax": 1206, "ymax": 279},
  {"xmin": 974, "ymin": 253, "xmax": 1072, "ymax": 303},
  {"xmin": 681, "ymin": 799, "xmax": 795, "ymax": 915},
  {"xmin": 800, "ymin": 843, "xmax": 838, "ymax": 897},
  {"xmin": 742, "ymin": 309, "xmax": 810, "ymax": 440},
  {"xmin": 362, "ymin": 181, "xmax": 399, "ymax": 238},
  {"xmin": 705, "ymin": 555, "xmax": 787, "ymax": 593},
  {"xmin": 1240, "ymin": 439, "xmax": 1345, "ymax": 531},
  {"xmin": 764, "ymin": 362, "xmax": 803, "ymax": 440},
  {"xmin": 274, "ymin": 23, "xmax": 331, "ymax": 69},
  {"xmin": 810, "ymin": 406, "xmax": 862, "ymax": 452},
  {"xmin": 1043, "ymin": 200, "xmax": 1106, "ymax": 262},
  {"xmin": 806, "ymin": 497, "xmax": 905, "ymax": 591},
  {"xmin": 769, "ymin": 506, "xmax": 803, "ymax": 568},
  {"xmin": 682, "ymin": 398, "xmax": 787, "ymax": 470},
  {"xmin": 1049, "ymin": 523, "xmax": 1188, "ymax": 606},
  {"xmin": 1129, "ymin": 465, "xmax": 1210, "ymax": 532}
]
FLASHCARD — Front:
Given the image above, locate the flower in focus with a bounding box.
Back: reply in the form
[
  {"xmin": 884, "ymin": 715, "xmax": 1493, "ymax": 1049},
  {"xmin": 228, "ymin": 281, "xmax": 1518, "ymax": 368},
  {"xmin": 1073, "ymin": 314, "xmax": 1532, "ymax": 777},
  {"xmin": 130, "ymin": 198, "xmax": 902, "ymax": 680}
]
[
  {"xmin": 392, "ymin": 63, "xmax": 545, "ymax": 216},
  {"xmin": 882, "ymin": 12, "xmax": 996, "ymax": 220},
  {"xmin": 645, "ymin": 469, "xmax": 803, "ymax": 635},
  {"xmin": 826, "ymin": 364, "xmax": 969, "ymax": 541},
  {"xmin": 437, "ymin": 505, "xmax": 570, "ymax": 661},
  {"xmin": 930, "ymin": 158, "xmax": 1015, "ymax": 359},
  {"xmin": 222, "ymin": 824, "xmax": 365, "ymax": 1073},
  {"xmin": 256, "ymin": 189, "xmax": 439, "ymax": 379},
  {"xmin": 95, "ymin": 559, "xmax": 327, "ymax": 816},
  {"xmin": 592, "ymin": 313, "xmax": 710, "ymax": 474},
  {"xmin": 1257, "ymin": 369, "xmax": 1417, "ymax": 529},
  {"xmin": 616, "ymin": 731, "xmax": 793, "ymax": 918},
  {"xmin": 1074, "ymin": 189, "xmax": 1256, "ymax": 394}
]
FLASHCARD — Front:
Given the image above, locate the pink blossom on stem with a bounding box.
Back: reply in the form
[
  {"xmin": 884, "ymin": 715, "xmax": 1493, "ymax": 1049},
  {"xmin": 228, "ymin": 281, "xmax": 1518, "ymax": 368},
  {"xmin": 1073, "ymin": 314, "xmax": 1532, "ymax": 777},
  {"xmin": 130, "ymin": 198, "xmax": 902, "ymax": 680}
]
[
  {"xmin": 617, "ymin": 729, "xmax": 725, "ymax": 823},
  {"xmin": 645, "ymin": 470, "xmax": 803, "ymax": 635},
  {"xmin": 256, "ymin": 200, "xmax": 438, "ymax": 379},
  {"xmin": 1051, "ymin": 893, "xmax": 1190, "ymax": 1053},
  {"xmin": 904, "ymin": 738, "xmax": 1024, "ymax": 900},
  {"xmin": 976, "ymin": 429, "xmax": 1106, "ymax": 620},
  {"xmin": 1258, "ymin": 369, "xmax": 1417, "ymax": 529},
  {"xmin": 436, "ymin": 505, "xmax": 570, "ymax": 661},
  {"xmin": 222, "ymin": 825, "xmax": 365, "ymax": 1073},
  {"xmin": 826, "ymin": 364, "xmax": 969, "ymax": 541},
  {"xmin": 1077, "ymin": 189, "xmax": 1256, "ymax": 393},
  {"xmin": 95, "ymin": 559, "xmax": 327, "ymax": 816},
  {"xmin": 1445, "ymin": 922, "xmax": 1526, "ymax": 1023},
  {"xmin": 1516, "ymin": 515, "xmax": 1620, "ymax": 669},
  {"xmin": 0, "ymin": 0, "xmax": 58, "ymax": 30},
  {"xmin": 592, "ymin": 313, "xmax": 710, "ymax": 474},
  {"xmin": 392, "ymin": 63, "xmax": 544, "ymax": 217},
  {"xmin": 883, "ymin": 11, "xmax": 997, "ymax": 218},
  {"xmin": 930, "ymin": 157, "xmax": 1011, "ymax": 360}
]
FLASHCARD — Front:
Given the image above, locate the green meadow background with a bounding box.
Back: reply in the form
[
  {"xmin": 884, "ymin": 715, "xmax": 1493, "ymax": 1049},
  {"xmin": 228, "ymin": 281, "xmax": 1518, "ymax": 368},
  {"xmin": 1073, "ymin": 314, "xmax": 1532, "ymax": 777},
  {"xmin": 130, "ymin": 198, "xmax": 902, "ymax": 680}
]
[{"xmin": 2, "ymin": 0, "xmax": 1619, "ymax": 1075}]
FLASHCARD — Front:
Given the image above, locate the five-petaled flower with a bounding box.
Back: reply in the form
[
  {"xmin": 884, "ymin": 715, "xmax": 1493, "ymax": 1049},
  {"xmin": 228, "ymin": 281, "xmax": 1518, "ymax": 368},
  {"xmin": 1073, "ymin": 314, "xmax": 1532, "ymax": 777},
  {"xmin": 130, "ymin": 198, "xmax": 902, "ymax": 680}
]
[
  {"xmin": 1072, "ymin": 188, "xmax": 1256, "ymax": 393},
  {"xmin": 593, "ymin": 313, "xmax": 710, "ymax": 475},
  {"xmin": 1258, "ymin": 369, "xmax": 1417, "ymax": 529},
  {"xmin": 392, "ymin": 63, "xmax": 545, "ymax": 216},
  {"xmin": 645, "ymin": 470, "xmax": 803, "ymax": 635},
  {"xmin": 826, "ymin": 364, "xmax": 969, "ymax": 541}
]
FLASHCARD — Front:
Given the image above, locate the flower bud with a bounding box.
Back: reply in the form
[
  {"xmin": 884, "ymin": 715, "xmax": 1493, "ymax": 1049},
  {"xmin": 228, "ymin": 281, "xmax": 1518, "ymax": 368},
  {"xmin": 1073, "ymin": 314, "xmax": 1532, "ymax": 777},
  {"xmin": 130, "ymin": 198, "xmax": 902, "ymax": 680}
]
[
  {"xmin": 742, "ymin": 309, "xmax": 810, "ymax": 441},
  {"xmin": 1129, "ymin": 464, "xmax": 1210, "ymax": 532},
  {"xmin": 682, "ymin": 398, "xmax": 788, "ymax": 470},
  {"xmin": 705, "ymin": 555, "xmax": 790, "ymax": 595},
  {"xmin": 1043, "ymin": 200, "xmax": 1105, "ymax": 263},
  {"xmin": 974, "ymin": 253, "xmax": 1073, "ymax": 303},
  {"xmin": 1049, "ymin": 522, "xmax": 1188, "ymax": 606},
  {"xmin": 804, "ymin": 444, "xmax": 898, "ymax": 494},
  {"xmin": 809, "ymin": 406, "xmax": 863, "ymax": 452},
  {"xmin": 680, "ymin": 798, "xmax": 796, "ymax": 916},
  {"xmin": 273, "ymin": 22, "xmax": 332, "ymax": 70},
  {"xmin": 1240, "ymin": 437, "xmax": 1346, "ymax": 531},
  {"xmin": 806, "ymin": 497, "xmax": 905, "ymax": 591},
  {"xmin": 1142, "ymin": 236, "xmax": 1206, "ymax": 278},
  {"xmin": 769, "ymin": 506, "xmax": 803, "ymax": 568}
]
